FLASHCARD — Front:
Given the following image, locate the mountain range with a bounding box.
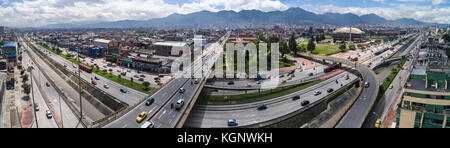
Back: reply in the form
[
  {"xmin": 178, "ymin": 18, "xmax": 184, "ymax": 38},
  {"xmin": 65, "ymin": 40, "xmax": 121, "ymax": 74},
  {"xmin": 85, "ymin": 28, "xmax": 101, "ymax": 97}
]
[{"xmin": 44, "ymin": 7, "xmax": 431, "ymax": 28}]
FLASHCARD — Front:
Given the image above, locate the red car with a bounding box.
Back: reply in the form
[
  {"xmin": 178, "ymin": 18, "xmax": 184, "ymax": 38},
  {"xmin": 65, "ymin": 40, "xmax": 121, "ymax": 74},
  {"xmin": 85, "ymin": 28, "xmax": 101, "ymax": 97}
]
[
  {"xmin": 91, "ymin": 80, "xmax": 97, "ymax": 85},
  {"xmin": 109, "ymin": 68, "xmax": 112, "ymax": 72},
  {"xmin": 139, "ymin": 78, "xmax": 144, "ymax": 81},
  {"xmin": 46, "ymin": 82, "xmax": 50, "ymax": 87}
]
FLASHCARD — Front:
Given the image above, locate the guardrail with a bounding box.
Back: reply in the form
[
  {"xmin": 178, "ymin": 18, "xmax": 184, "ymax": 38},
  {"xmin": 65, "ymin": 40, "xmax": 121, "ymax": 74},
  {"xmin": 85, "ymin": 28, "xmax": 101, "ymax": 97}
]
[
  {"xmin": 240, "ymin": 78, "xmax": 360, "ymax": 128},
  {"xmin": 25, "ymin": 41, "xmax": 89, "ymax": 127}
]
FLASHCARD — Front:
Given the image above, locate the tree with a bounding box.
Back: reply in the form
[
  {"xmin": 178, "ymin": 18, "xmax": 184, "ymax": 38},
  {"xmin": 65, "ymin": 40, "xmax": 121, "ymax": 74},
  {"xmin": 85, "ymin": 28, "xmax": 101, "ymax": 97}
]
[
  {"xmin": 23, "ymin": 83, "xmax": 31, "ymax": 95},
  {"xmin": 279, "ymin": 40, "xmax": 288, "ymax": 57},
  {"xmin": 130, "ymin": 77, "xmax": 134, "ymax": 83},
  {"xmin": 143, "ymin": 81, "xmax": 150, "ymax": 88},
  {"xmin": 307, "ymin": 38, "xmax": 316, "ymax": 52},
  {"xmin": 349, "ymin": 45, "xmax": 356, "ymax": 50},
  {"xmin": 339, "ymin": 42, "xmax": 347, "ymax": 52},
  {"xmin": 288, "ymin": 35, "xmax": 297, "ymax": 56},
  {"xmin": 315, "ymin": 35, "xmax": 320, "ymax": 43}
]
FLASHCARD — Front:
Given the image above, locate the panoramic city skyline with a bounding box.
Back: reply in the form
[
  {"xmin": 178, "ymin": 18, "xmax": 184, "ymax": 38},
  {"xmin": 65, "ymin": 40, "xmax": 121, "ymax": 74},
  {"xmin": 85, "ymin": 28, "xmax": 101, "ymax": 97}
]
[{"xmin": 0, "ymin": 0, "xmax": 449, "ymax": 27}]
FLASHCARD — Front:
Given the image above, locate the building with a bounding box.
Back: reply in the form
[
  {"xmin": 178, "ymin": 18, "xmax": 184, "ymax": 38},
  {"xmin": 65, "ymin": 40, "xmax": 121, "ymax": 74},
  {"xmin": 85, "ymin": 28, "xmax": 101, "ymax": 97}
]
[
  {"xmin": 0, "ymin": 73, "xmax": 6, "ymax": 123},
  {"xmin": 153, "ymin": 41, "xmax": 188, "ymax": 57},
  {"xmin": 396, "ymin": 32, "xmax": 450, "ymax": 128},
  {"xmin": 331, "ymin": 27, "xmax": 365, "ymax": 43},
  {"xmin": 0, "ymin": 26, "xmax": 4, "ymax": 34},
  {"xmin": 87, "ymin": 48, "xmax": 103, "ymax": 57},
  {"xmin": 2, "ymin": 41, "xmax": 17, "ymax": 59}
]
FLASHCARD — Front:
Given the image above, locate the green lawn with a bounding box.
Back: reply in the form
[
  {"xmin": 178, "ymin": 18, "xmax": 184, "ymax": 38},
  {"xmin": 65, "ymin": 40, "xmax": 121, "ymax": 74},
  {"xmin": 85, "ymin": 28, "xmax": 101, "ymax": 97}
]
[
  {"xmin": 31, "ymin": 39, "xmax": 155, "ymax": 94},
  {"xmin": 199, "ymin": 79, "xmax": 323, "ymax": 105}
]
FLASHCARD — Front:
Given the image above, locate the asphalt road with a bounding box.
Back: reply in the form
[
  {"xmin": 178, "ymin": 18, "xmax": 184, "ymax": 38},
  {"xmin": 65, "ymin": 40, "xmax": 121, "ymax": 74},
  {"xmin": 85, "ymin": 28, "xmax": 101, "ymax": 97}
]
[
  {"xmin": 23, "ymin": 38, "xmax": 106, "ymax": 122},
  {"xmin": 185, "ymin": 72, "xmax": 358, "ymax": 128},
  {"xmin": 104, "ymin": 33, "xmax": 229, "ymax": 128},
  {"xmin": 27, "ymin": 40, "xmax": 148, "ymax": 105},
  {"xmin": 362, "ymin": 34, "xmax": 420, "ymax": 128},
  {"xmin": 22, "ymin": 46, "xmax": 84, "ymax": 128}
]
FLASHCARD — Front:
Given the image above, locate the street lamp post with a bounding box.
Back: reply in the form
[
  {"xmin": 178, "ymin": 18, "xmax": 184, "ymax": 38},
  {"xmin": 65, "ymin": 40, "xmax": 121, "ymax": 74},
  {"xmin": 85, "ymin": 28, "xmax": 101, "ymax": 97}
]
[
  {"xmin": 60, "ymin": 89, "xmax": 64, "ymax": 128},
  {"xmin": 28, "ymin": 66, "xmax": 38, "ymax": 128}
]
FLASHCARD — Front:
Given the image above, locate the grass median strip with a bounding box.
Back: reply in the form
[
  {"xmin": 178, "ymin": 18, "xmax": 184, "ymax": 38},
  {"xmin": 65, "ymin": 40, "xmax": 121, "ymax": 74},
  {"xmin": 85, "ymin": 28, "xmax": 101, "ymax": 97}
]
[
  {"xmin": 31, "ymin": 39, "xmax": 155, "ymax": 94},
  {"xmin": 199, "ymin": 79, "xmax": 323, "ymax": 105},
  {"xmin": 377, "ymin": 56, "xmax": 407, "ymax": 99}
]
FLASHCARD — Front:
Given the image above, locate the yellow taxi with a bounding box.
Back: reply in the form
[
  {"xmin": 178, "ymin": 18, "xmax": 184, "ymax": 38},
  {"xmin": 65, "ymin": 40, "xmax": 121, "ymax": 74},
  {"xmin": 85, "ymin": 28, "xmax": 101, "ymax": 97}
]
[
  {"xmin": 374, "ymin": 119, "xmax": 382, "ymax": 128},
  {"xmin": 389, "ymin": 85, "xmax": 393, "ymax": 89},
  {"xmin": 247, "ymin": 83, "xmax": 252, "ymax": 87},
  {"xmin": 191, "ymin": 74, "xmax": 195, "ymax": 79},
  {"xmin": 194, "ymin": 79, "xmax": 199, "ymax": 84},
  {"xmin": 136, "ymin": 112, "xmax": 148, "ymax": 123},
  {"xmin": 299, "ymin": 69, "xmax": 303, "ymax": 72},
  {"xmin": 287, "ymin": 76, "xmax": 292, "ymax": 80},
  {"xmin": 282, "ymin": 80, "xmax": 287, "ymax": 83},
  {"xmin": 157, "ymin": 82, "xmax": 163, "ymax": 86},
  {"xmin": 103, "ymin": 83, "xmax": 109, "ymax": 89}
]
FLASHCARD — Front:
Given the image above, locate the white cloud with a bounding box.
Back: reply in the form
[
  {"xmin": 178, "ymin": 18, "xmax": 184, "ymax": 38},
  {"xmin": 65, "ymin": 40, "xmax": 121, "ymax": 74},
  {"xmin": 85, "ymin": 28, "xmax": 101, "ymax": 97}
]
[
  {"xmin": 0, "ymin": 0, "xmax": 288, "ymax": 27},
  {"xmin": 373, "ymin": 0, "xmax": 385, "ymax": 3},
  {"xmin": 432, "ymin": 0, "xmax": 445, "ymax": 5},
  {"xmin": 303, "ymin": 4, "xmax": 450, "ymax": 24}
]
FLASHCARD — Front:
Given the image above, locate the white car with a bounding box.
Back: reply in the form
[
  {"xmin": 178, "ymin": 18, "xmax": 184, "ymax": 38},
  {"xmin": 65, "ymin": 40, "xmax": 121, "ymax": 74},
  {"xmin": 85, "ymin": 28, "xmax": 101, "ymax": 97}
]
[
  {"xmin": 140, "ymin": 121, "xmax": 155, "ymax": 128},
  {"xmin": 175, "ymin": 99, "xmax": 185, "ymax": 110},
  {"xmin": 46, "ymin": 110, "xmax": 53, "ymax": 119}
]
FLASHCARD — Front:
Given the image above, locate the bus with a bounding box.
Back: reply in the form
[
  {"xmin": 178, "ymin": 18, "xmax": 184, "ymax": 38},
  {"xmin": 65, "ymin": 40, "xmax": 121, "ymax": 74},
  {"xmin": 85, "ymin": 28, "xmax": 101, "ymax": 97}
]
[
  {"xmin": 324, "ymin": 64, "xmax": 341, "ymax": 73},
  {"xmin": 349, "ymin": 57, "xmax": 358, "ymax": 62},
  {"xmin": 79, "ymin": 64, "xmax": 92, "ymax": 73}
]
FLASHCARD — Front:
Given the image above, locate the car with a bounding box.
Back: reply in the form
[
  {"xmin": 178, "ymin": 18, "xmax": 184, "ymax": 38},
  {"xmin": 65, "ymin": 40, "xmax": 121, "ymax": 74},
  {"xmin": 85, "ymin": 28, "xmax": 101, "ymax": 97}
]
[
  {"xmin": 292, "ymin": 95, "xmax": 301, "ymax": 101},
  {"xmin": 140, "ymin": 121, "xmax": 155, "ymax": 128},
  {"xmin": 287, "ymin": 76, "xmax": 292, "ymax": 80},
  {"xmin": 145, "ymin": 97, "xmax": 155, "ymax": 106},
  {"xmin": 227, "ymin": 119, "xmax": 238, "ymax": 126},
  {"xmin": 158, "ymin": 74, "xmax": 165, "ymax": 77},
  {"xmin": 279, "ymin": 74, "xmax": 285, "ymax": 78},
  {"xmin": 75, "ymin": 71, "xmax": 79, "ymax": 75},
  {"xmin": 327, "ymin": 88, "xmax": 334, "ymax": 93},
  {"xmin": 134, "ymin": 74, "xmax": 139, "ymax": 78},
  {"xmin": 257, "ymin": 104, "xmax": 267, "ymax": 110},
  {"xmin": 314, "ymin": 90, "xmax": 322, "ymax": 96},
  {"xmin": 46, "ymin": 110, "xmax": 53, "ymax": 119},
  {"xmin": 256, "ymin": 80, "xmax": 261, "ymax": 84},
  {"xmin": 109, "ymin": 68, "xmax": 112, "ymax": 72},
  {"xmin": 94, "ymin": 76, "xmax": 99, "ymax": 80},
  {"xmin": 155, "ymin": 79, "xmax": 161, "ymax": 83},
  {"xmin": 289, "ymin": 70, "xmax": 295, "ymax": 75},
  {"xmin": 308, "ymin": 73, "xmax": 314, "ymax": 76},
  {"xmin": 140, "ymin": 74, "xmax": 145, "ymax": 78},
  {"xmin": 282, "ymin": 80, "xmax": 287, "ymax": 83},
  {"xmin": 194, "ymin": 79, "xmax": 199, "ymax": 84},
  {"xmin": 139, "ymin": 78, "xmax": 144, "ymax": 81},
  {"xmin": 34, "ymin": 103, "xmax": 39, "ymax": 111},
  {"xmin": 227, "ymin": 81, "xmax": 234, "ymax": 85},
  {"xmin": 117, "ymin": 70, "xmax": 121, "ymax": 73},
  {"xmin": 175, "ymin": 99, "xmax": 185, "ymax": 110},
  {"xmin": 120, "ymin": 88, "xmax": 127, "ymax": 93},
  {"xmin": 104, "ymin": 84, "xmax": 109, "ymax": 89},
  {"xmin": 290, "ymin": 74, "xmax": 295, "ymax": 77},
  {"xmin": 46, "ymin": 82, "xmax": 50, "ymax": 87},
  {"xmin": 121, "ymin": 72, "xmax": 126, "ymax": 76},
  {"xmin": 179, "ymin": 88, "xmax": 185, "ymax": 93},
  {"xmin": 136, "ymin": 112, "xmax": 148, "ymax": 123},
  {"xmin": 154, "ymin": 77, "xmax": 161, "ymax": 81},
  {"xmin": 301, "ymin": 100, "xmax": 310, "ymax": 106},
  {"xmin": 365, "ymin": 81, "xmax": 370, "ymax": 88},
  {"xmin": 375, "ymin": 119, "xmax": 382, "ymax": 128},
  {"xmin": 127, "ymin": 69, "xmax": 131, "ymax": 72},
  {"xmin": 91, "ymin": 80, "xmax": 97, "ymax": 85},
  {"xmin": 297, "ymin": 65, "xmax": 302, "ymax": 69},
  {"xmin": 247, "ymin": 83, "xmax": 252, "ymax": 87}
]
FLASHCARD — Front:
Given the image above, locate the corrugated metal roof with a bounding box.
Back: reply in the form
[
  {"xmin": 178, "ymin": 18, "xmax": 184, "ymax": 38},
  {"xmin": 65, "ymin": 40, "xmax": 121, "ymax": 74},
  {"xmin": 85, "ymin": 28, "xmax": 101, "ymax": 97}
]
[{"xmin": 3, "ymin": 41, "xmax": 17, "ymax": 47}]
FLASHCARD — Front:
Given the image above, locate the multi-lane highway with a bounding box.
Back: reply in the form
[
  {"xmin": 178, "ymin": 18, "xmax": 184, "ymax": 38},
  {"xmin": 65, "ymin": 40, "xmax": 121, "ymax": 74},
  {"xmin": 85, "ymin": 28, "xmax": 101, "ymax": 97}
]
[
  {"xmin": 26, "ymin": 39, "xmax": 148, "ymax": 106},
  {"xmin": 185, "ymin": 72, "xmax": 358, "ymax": 127},
  {"xmin": 104, "ymin": 33, "xmax": 229, "ymax": 128}
]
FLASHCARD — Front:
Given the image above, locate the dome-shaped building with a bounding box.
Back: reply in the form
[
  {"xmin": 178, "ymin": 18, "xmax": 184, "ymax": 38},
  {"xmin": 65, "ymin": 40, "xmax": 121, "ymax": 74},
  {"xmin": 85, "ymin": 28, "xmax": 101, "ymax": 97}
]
[{"xmin": 331, "ymin": 27, "xmax": 365, "ymax": 43}]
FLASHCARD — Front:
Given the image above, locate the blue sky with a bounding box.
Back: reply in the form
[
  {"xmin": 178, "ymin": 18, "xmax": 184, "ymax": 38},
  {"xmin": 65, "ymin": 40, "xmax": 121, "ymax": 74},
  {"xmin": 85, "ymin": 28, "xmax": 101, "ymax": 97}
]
[{"xmin": 0, "ymin": 0, "xmax": 448, "ymax": 27}]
